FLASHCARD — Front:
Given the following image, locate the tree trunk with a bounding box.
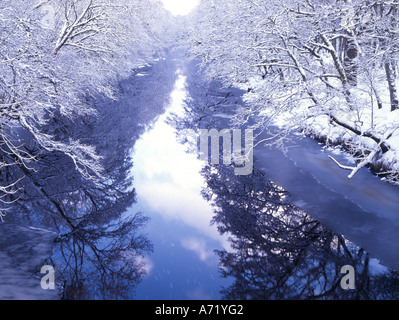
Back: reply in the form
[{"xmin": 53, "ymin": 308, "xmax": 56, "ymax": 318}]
[
  {"xmin": 385, "ymin": 60, "xmax": 399, "ymax": 112},
  {"xmin": 384, "ymin": 4, "xmax": 399, "ymax": 111},
  {"xmin": 344, "ymin": 39, "xmax": 358, "ymax": 87}
]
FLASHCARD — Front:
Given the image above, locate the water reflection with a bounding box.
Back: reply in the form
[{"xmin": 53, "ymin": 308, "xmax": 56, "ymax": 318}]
[
  {"xmin": 131, "ymin": 67, "xmax": 231, "ymax": 299},
  {"xmin": 177, "ymin": 63, "xmax": 399, "ymax": 300},
  {"xmin": 200, "ymin": 161, "xmax": 399, "ymax": 299},
  {"xmin": 132, "ymin": 70, "xmax": 223, "ymax": 242},
  {"xmin": 2, "ymin": 58, "xmax": 179, "ymax": 299}
]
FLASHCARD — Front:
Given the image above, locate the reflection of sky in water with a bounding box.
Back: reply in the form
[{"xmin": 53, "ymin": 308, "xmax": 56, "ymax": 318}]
[{"xmin": 130, "ymin": 69, "xmax": 230, "ymax": 300}]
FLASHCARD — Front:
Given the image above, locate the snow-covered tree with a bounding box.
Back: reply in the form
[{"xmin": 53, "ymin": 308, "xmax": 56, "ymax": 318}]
[
  {"xmin": 187, "ymin": 0, "xmax": 399, "ymax": 183},
  {"xmin": 0, "ymin": 0, "xmax": 173, "ymax": 215}
]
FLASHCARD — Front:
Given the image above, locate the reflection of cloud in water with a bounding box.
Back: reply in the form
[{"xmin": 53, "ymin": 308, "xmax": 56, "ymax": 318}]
[
  {"xmin": 186, "ymin": 288, "xmax": 213, "ymax": 300},
  {"xmin": 136, "ymin": 255, "xmax": 154, "ymax": 277},
  {"xmin": 181, "ymin": 237, "xmax": 217, "ymax": 264},
  {"xmin": 131, "ymin": 73, "xmax": 228, "ymax": 247}
]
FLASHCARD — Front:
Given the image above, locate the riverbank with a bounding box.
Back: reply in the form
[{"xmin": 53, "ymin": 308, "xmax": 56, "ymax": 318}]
[
  {"xmin": 303, "ymin": 111, "xmax": 399, "ymax": 184},
  {"xmin": 262, "ymin": 90, "xmax": 399, "ymax": 186}
]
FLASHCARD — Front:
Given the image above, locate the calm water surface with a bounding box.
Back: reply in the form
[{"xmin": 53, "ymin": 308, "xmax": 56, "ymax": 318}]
[{"xmin": 131, "ymin": 68, "xmax": 231, "ymax": 300}]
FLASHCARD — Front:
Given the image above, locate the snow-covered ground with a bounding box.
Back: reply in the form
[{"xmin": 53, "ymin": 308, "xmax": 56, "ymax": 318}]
[
  {"xmin": 248, "ymin": 77, "xmax": 399, "ymax": 185},
  {"xmin": 300, "ymin": 105, "xmax": 399, "ymax": 180},
  {"xmin": 0, "ymin": 223, "xmax": 59, "ymax": 300}
]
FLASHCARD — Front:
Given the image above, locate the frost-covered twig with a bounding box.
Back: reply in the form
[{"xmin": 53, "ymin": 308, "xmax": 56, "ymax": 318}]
[
  {"xmin": 328, "ymin": 155, "xmax": 355, "ymax": 172},
  {"xmin": 329, "ymin": 150, "xmax": 377, "ymax": 179}
]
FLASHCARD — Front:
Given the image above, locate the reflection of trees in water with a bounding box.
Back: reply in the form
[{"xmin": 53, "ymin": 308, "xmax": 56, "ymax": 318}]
[
  {"xmin": 14, "ymin": 147, "xmax": 152, "ymax": 299},
  {"xmin": 2, "ymin": 60, "xmax": 179, "ymax": 299},
  {"xmin": 177, "ymin": 67, "xmax": 399, "ymax": 300},
  {"xmin": 202, "ymin": 164, "xmax": 399, "ymax": 300}
]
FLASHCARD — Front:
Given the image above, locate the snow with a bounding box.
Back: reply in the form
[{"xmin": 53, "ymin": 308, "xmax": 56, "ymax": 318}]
[
  {"xmin": 368, "ymin": 258, "xmax": 389, "ymax": 276},
  {"xmin": 187, "ymin": 0, "xmax": 399, "ymax": 184},
  {"xmin": 261, "ymin": 83, "xmax": 399, "ymax": 183},
  {"xmin": 160, "ymin": 0, "xmax": 199, "ymax": 16}
]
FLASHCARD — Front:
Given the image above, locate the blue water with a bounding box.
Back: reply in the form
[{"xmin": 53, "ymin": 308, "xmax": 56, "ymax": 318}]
[
  {"xmin": 130, "ymin": 57, "xmax": 399, "ymax": 299},
  {"xmin": 130, "ymin": 68, "xmax": 231, "ymax": 300}
]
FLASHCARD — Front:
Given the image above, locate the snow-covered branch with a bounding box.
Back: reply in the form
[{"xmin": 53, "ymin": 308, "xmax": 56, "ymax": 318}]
[{"xmin": 329, "ymin": 150, "xmax": 377, "ymax": 179}]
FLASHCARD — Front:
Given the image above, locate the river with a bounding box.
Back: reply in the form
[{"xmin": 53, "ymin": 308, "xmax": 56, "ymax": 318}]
[
  {"xmin": 255, "ymin": 132, "xmax": 399, "ymax": 270},
  {"xmin": 130, "ymin": 62, "xmax": 232, "ymax": 299},
  {"xmin": 132, "ymin": 55, "xmax": 399, "ymax": 299},
  {"xmin": 2, "ymin": 54, "xmax": 399, "ymax": 300}
]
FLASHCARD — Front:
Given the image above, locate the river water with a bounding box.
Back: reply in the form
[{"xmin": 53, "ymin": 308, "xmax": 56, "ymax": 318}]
[
  {"xmin": 255, "ymin": 132, "xmax": 399, "ymax": 270},
  {"xmin": 131, "ymin": 66, "xmax": 231, "ymax": 299},
  {"xmin": 131, "ymin": 56, "xmax": 399, "ymax": 299},
  {"xmin": 2, "ymin": 55, "xmax": 399, "ymax": 300}
]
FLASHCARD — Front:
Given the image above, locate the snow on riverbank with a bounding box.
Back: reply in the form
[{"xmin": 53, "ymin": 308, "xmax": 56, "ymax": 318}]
[
  {"xmin": 302, "ymin": 108, "xmax": 399, "ymax": 178},
  {"xmin": 257, "ymin": 77, "xmax": 399, "ymax": 185}
]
